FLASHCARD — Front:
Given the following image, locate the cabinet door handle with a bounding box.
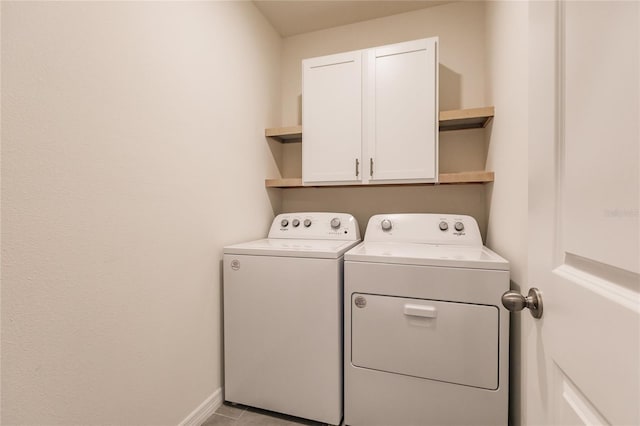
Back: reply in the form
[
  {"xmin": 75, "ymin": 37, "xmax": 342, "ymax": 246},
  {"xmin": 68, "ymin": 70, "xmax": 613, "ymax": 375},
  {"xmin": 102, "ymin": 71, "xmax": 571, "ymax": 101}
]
[
  {"xmin": 370, "ymin": 158, "xmax": 374, "ymax": 177},
  {"xmin": 355, "ymin": 158, "xmax": 360, "ymax": 177}
]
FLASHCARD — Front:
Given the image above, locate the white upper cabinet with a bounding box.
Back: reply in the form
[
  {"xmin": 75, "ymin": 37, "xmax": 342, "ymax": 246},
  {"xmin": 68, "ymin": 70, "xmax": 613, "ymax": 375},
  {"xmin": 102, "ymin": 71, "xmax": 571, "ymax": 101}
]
[
  {"xmin": 302, "ymin": 51, "xmax": 363, "ymax": 185},
  {"xmin": 302, "ymin": 37, "xmax": 438, "ymax": 186},
  {"xmin": 365, "ymin": 38, "xmax": 438, "ymax": 183}
]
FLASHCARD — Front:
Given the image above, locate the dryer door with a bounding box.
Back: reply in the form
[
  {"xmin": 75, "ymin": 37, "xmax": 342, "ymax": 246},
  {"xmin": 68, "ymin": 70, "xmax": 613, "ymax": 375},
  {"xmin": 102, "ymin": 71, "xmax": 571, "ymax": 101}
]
[{"xmin": 351, "ymin": 293, "xmax": 499, "ymax": 390}]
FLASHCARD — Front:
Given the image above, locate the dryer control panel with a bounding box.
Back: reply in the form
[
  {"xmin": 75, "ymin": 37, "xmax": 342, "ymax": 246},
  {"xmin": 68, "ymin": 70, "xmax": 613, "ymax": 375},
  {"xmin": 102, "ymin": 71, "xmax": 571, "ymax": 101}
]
[
  {"xmin": 269, "ymin": 212, "xmax": 360, "ymax": 240},
  {"xmin": 364, "ymin": 213, "xmax": 482, "ymax": 246}
]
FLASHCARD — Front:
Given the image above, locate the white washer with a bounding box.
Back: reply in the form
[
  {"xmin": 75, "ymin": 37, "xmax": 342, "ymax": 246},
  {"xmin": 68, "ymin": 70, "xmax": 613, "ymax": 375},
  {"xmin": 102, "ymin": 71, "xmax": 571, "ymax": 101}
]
[
  {"xmin": 223, "ymin": 212, "xmax": 360, "ymax": 425},
  {"xmin": 344, "ymin": 214, "xmax": 509, "ymax": 426}
]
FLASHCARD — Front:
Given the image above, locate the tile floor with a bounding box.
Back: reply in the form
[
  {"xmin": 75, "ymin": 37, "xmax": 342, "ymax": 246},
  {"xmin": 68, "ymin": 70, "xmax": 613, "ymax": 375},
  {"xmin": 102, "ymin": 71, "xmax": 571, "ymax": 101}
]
[{"xmin": 203, "ymin": 402, "xmax": 327, "ymax": 426}]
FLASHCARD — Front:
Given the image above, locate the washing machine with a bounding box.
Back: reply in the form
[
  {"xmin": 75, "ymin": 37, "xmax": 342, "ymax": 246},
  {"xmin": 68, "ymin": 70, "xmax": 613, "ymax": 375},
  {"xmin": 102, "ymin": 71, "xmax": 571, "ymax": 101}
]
[
  {"xmin": 223, "ymin": 212, "xmax": 360, "ymax": 425},
  {"xmin": 344, "ymin": 213, "xmax": 509, "ymax": 426}
]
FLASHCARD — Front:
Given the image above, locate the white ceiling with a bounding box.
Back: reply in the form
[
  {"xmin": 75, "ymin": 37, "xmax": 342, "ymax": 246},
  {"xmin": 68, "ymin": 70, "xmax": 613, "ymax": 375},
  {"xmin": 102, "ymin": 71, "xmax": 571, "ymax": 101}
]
[{"xmin": 253, "ymin": 1, "xmax": 454, "ymax": 37}]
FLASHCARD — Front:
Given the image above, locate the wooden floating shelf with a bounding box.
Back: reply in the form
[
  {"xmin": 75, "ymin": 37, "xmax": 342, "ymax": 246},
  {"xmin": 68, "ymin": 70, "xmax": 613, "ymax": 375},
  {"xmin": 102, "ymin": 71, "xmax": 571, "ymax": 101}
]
[
  {"xmin": 265, "ymin": 171, "xmax": 494, "ymax": 188},
  {"xmin": 439, "ymin": 106, "xmax": 494, "ymax": 131},
  {"xmin": 264, "ymin": 106, "xmax": 494, "ymax": 141},
  {"xmin": 265, "ymin": 125, "xmax": 303, "ymax": 142}
]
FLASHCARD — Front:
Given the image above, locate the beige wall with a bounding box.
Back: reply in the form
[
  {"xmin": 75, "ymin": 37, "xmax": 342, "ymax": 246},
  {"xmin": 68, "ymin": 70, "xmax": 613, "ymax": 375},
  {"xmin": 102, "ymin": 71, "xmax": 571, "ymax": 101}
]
[
  {"xmin": 484, "ymin": 0, "xmax": 528, "ymax": 291},
  {"xmin": 1, "ymin": 2, "xmax": 281, "ymax": 424},
  {"xmin": 484, "ymin": 2, "xmax": 529, "ymax": 425},
  {"xmin": 1, "ymin": 2, "xmax": 532, "ymax": 425},
  {"xmin": 278, "ymin": 6, "xmax": 529, "ymax": 424},
  {"xmin": 280, "ymin": 1, "xmax": 488, "ymax": 125},
  {"xmin": 277, "ymin": 2, "xmax": 491, "ymax": 238},
  {"xmin": 282, "ymin": 184, "xmax": 488, "ymax": 238}
]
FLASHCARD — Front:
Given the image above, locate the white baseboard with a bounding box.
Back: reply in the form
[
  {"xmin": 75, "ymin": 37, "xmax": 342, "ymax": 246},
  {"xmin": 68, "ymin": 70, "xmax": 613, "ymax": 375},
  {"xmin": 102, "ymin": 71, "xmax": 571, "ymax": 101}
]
[{"xmin": 179, "ymin": 388, "xmax": 223, "ymax": 426}]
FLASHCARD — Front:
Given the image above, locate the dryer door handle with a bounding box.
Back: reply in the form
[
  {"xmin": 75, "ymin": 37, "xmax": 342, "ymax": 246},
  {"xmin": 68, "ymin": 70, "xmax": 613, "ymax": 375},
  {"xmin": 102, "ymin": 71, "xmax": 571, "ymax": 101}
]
[{"xmin": 403, "ymin": 304, "xmax": 437, "ymax": 318}]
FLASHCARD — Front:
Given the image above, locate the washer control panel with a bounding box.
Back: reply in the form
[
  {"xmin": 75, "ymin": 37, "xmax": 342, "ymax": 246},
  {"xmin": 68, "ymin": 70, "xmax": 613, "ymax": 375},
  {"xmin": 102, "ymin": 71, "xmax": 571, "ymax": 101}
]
[
  {"xmin": 269, "ymin": 212, "xmax": 360, "ymax": 240},
  {"xmin": 364, "ymin": 214, "xmax": 482, "ymax": 246}
]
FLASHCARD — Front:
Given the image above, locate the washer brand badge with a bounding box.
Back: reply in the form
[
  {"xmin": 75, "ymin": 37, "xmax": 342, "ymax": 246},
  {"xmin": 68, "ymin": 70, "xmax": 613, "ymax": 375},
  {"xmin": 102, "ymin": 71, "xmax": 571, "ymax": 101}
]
[
  {"xmin": 230, "ymin": 259, "xmax": 240, "ymax": 271},
  {"xmin": 354, "ymin": 296, "xmax": 367, "ymax": 308}
]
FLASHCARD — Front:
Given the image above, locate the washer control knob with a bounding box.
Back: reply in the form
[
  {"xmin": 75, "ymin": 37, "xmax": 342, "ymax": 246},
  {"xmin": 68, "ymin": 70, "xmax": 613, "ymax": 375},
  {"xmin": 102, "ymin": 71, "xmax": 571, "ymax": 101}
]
[
  {"xmin": 330, "ymin": 217, "xmax": 341, "ymax": 229},
  {"xmin": 454, "ymin": 222, "xmax": 465, "ymax": 232},
  {"xmin": 303, "ymin": 219, "xmax": 312, "ymax": 228},
  {"xmin": 439, "ymin": 221, "xmax": 449, "ymax": 231},
  {"xmin": 381, "ymin": 219, "xmax": 392, "ymax": 231},
  {"xmin": 292, "ymin": 219, "xmax": 300, "ymax": 227},
  {"xmin": 280, "ymin": 219, "xmax": 289, "ymax": 227}
]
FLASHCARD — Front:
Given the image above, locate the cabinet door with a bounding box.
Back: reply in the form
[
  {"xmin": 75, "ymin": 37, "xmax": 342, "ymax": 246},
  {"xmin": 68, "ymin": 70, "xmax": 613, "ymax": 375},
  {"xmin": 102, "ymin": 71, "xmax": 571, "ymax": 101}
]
[
  {"xmin": 302, "ymin": 51, "xmax": 363, "ymax": 185},
  {"xmin": 365, "ymin": 38, "xmax": 438, "ymax": 183}
]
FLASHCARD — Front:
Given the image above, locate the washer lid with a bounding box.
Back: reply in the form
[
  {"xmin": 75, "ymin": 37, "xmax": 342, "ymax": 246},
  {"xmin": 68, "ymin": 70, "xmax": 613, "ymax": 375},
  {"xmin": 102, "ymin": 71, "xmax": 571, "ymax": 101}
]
[
  {"xmin": 224, "ymin": 238, "xmax": 362, "ymax": 259},
  {"xmin": 345, "ymin": 242, "xmax": 509, "ymax": 270}
]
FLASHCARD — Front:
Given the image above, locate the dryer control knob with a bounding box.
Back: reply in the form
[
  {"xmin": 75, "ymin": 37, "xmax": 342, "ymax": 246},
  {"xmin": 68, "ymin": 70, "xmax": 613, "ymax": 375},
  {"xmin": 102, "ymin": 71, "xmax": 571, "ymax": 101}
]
[
  {"xmin": 330, "ymin": 218, "xmax": 341, "ymax": 229},
  {"xmin": 381, "ymin": 219, "xmax": 393, "ymax": 231},
  {"xmin": 292, "ymin": 219, "xmax": 300, "ymax": 227},
  {"xmin": 454, "ymin": 222, "xmax": 465, "ymax": 232},
  {"xmin": 281, "ymin": 219, "xmax": 289, "ymax": 227},
  {"xmin": 439, "ymin": 221, "xmax": 449, "ymax": 231},
  {"xmin": 303, "ymin": 219, "xmax": 312, "ymax": 227}
]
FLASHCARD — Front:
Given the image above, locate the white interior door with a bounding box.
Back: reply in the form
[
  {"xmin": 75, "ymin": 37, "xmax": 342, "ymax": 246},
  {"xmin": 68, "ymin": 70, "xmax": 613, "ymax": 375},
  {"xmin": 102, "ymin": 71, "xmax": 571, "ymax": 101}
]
[{"xmin": 526, "ymin": 1, "xmax": 639, "ymax": 425}]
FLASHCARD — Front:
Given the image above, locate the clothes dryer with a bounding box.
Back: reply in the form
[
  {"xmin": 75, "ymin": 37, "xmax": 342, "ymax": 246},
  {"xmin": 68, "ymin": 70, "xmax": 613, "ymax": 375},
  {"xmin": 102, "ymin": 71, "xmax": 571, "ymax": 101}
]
[{"xmin": 344, "ymin": 213, "xmax": 509, "ymax": 426}]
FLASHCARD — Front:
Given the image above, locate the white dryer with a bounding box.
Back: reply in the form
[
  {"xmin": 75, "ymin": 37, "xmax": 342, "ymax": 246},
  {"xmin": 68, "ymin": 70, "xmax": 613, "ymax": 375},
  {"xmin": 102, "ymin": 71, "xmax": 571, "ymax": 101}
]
[
  {"xmin": 223, "ymin": 212, "xmax": 360, "ymax": 425},
  {"xmin": 344, "ymin": 214, "xmax": 509, "ymax": 426}
]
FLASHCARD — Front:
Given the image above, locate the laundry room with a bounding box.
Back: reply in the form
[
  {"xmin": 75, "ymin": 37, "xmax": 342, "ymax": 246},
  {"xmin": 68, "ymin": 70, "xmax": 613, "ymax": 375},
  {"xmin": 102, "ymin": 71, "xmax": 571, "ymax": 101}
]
[{"xmin": 2, "ymin": 1, "xmax": 638, "ymax": 426}]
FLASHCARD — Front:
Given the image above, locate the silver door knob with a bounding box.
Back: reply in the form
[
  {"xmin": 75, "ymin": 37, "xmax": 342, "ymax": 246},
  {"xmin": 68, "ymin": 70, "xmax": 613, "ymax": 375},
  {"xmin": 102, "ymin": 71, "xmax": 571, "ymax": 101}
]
[{"xmin": 501, "ymin": 288, "xmax": 543, "ymax": 319}]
